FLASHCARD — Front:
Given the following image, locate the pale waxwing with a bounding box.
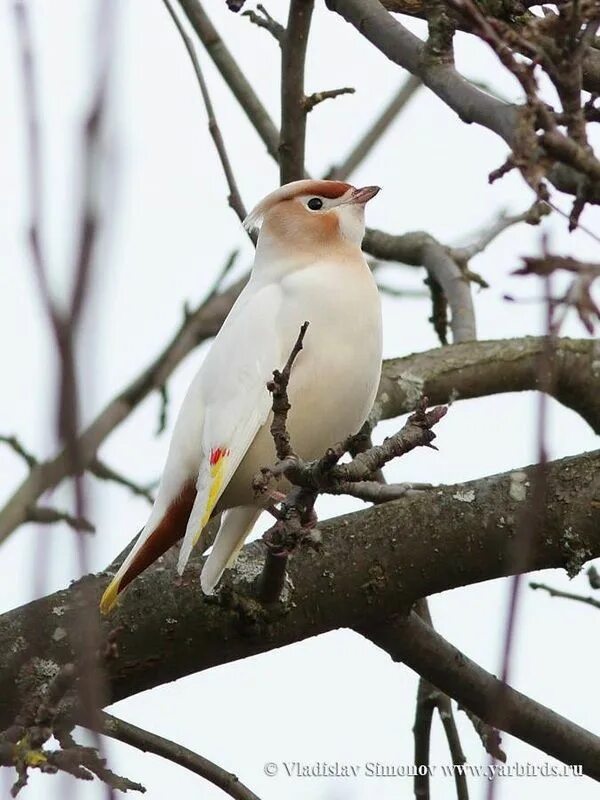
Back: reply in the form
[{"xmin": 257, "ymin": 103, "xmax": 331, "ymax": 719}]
[{"xmin": 100, "ymin": 179, "xmax": 382, "ymax": 611}]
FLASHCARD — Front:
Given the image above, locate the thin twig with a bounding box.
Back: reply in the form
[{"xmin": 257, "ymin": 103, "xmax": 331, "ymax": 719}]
[
  {"xmin": 155, "ymin": 384, "xmax": 169, "ymax": 437},
  {"xmin": 0, "ymin": 435, "xmax": 38, "ymax": 469},
  {"xmin": 304, "ymin": 86, "xmax": 355, "ymax": 112},
  {"xmin": 177, "ymin": 0, "xmax": 280, "ymax": 159},
  {"xmin": 459, "ymin": 706, "xmax": 505, "ymax": 762},
  {"xmin": 363, "ymin": 609, "xmax": 600, "ymax": 781},
  {"xmin": 530, "ymin": 581, "xmax": 600, "ymax": 610},
  {"xmin": 14, "ymin": 0, "xmax": 114, "ymax": 758},
  {"xmin": 27, "ymin": 506, "xmax": 95, "ymax": 533},
  {"xmin": 267, "ymin": 322, "xmax": 310, "ymax": 461},
  {"xmin": 98, "ymin": 712, "xmax": 262, "ymax": 800},
  {"xmin": 89, "ymin": 458, "xmax": 156, "ymax": 505},
  {"xmin": 412, "ymin": 599, "xmax": 468, "ymax": 800},
  {"xmin": 163, "ymin": 0, "xmax": 254, "ymax": 241},
  {"xmin": 451, "ymin": 201, "xmax": 551, "ymax": 262},
  {"xmin": 0, "ymin": 275, "xmax": 247, "ymax": 545},
  {"xmin": 326, "ymin": 75, "xmax": 421, "ymax": 180},
  {"xmin": 242, "ymin": 4, "xmax": 284, "ymax": 43}
]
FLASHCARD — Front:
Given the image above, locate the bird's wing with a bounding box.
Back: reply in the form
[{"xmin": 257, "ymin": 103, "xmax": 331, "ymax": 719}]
[
  {"xmin": 99, "ymin": 280, "xmax": 290, "ymax": 613},
  {"xmin": 176, "ymin": 280, "xmax": 288, "ymax": 574}
]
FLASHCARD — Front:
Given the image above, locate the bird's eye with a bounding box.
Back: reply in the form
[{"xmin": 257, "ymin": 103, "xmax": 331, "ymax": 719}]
[{"xmin": 307, "ymin": 197, "xmax": 323, "ymax": 211}]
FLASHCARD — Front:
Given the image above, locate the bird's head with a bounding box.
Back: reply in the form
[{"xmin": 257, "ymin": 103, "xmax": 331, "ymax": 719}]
[{"xmin": 244, "ymin": 179, "xmax": 380, "ymax": 265}]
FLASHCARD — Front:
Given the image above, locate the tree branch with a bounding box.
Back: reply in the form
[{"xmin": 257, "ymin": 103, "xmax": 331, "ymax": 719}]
[
  {"xmin": 325, "ymin": 0, "xmax": 516, "ymax": 141},
  {"xmin": 0, "ymin": 275, "xmax": 246, "ymax": 545},
  {"xmin": 279, "ymin": 0, "xmax": 314, "ymax": 183},
  {"xmin": 326, "ymin": 75, "xmax": 421, "ymax": 181},
  {"xmin": 89, "ymin": 458, "xmax": 155, "ymax": 505},
  {"xmin": 98, "ymin": 712, "xmax": 262, "ymax": 800},
  {"xmin": 162, "ymin": 0, "xmax": 253, "ymax": 241},
  {"xmin": 242, "ymin": 4, "xmax": 284, "ymax": 44},
  {"xmin": 177, "ymin": 0, "xmax": 280, "ymax": 160},
  {"xmin": 529, "ymin": 581, "xmax": 600, "ymax": 611},
  {"xmin": 373, "ymin": 337, "xmax": 600, "ymax": 433},
  {"xmin": 27, "ymin": 506, "xmax": 95, "ymax": 533},
  {"xmin": 1, "ymin": 449, "xmax": 599, "ymax": 760},
  {"xmin": 362, "ymin": 609, "xmax": 600, "ymax": 780},
  {"xmin": 304, "ymin": 86, "xmax": 355, "ymax": 112},
  {"xmin": 325, "ymin": 0, "xmax": 600, "ymax": 204},
  {"xmin": 2, "ymin": 336, "xmax": 598, "ymax": 545}
]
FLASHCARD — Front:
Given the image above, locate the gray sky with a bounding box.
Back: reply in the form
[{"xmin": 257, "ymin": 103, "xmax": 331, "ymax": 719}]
[{"xmin": 1, "ymin": 1, "xmax": 599, "ymax": 798}]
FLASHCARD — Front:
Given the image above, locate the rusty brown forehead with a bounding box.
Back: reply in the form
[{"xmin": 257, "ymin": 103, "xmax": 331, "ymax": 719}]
[{"xmin": 291, "ymin": 180, "xmax": 352, "ymax": 199}]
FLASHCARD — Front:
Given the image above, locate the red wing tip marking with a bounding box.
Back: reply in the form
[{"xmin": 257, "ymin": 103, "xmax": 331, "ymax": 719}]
[{"xmin": 209, "ymin": 447, "xmax": 230, "ymax": 466}]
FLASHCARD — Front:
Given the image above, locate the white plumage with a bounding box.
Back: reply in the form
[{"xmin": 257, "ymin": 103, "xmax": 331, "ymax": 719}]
[{"xmin": 101, "ymin": 179, "xmax": 382, "ymax": 611}]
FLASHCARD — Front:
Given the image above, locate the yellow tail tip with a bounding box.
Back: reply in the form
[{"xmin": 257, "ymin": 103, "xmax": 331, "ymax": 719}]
[{"xmin": 99, "ymin": 578, "xmax": 120, "ymax": 615}]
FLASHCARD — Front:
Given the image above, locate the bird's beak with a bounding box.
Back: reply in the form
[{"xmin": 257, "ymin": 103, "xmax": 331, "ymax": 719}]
[{"xmin": 346, "ymin": 185, "xmax": 381, "ymax": 205}]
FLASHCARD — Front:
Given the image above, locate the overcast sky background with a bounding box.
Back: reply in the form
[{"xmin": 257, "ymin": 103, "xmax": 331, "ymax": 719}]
[{"xmin": 1, "ymin": 1, "xmax": 599, "ymax": 799}]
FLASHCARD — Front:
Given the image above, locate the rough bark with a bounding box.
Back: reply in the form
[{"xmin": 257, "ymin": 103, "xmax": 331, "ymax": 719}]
[
  {"xmin": 2, "ymin": 336, "xmax": 597, "ymax": 547},
  {"xmin": 375, "ymin": 337, "xmax": 600, "ymax": 432},
  {"xmin": 1, "ymin": 449, "xmax": 598, "ymax": 729}
]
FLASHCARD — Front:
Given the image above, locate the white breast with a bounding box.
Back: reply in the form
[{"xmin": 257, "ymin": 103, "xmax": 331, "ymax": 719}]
[{"xmin": 221, "ymin": 258, "xmax": 382, "ymax": 508}]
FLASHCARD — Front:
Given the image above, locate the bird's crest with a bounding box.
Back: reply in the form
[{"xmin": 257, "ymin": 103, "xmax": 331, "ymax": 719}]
[{"xmin": 243, "ymin": 179, "xmax": 352, "ymax": 232}]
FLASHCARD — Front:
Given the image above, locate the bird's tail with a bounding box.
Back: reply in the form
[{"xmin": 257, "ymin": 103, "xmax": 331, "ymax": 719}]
[
  {"xmin": 99, "ymin": 480, "xmax": 196, "ymax": 614},
  {"xmin": 200, "ymin": 506, "xmax": 261, "ymax": 595}
]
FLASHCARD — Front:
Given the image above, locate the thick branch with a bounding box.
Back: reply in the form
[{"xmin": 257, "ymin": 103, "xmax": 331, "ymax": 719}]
[
  {"xmin": 325, "ymin": 0, "xmax": 600, "ymax": 204},
  {"xmin": 363, "ymin": 610, "xmax": 600, "ymax": 780},
  {"xmin": 1, "ymin": 336, "xmax": 598, "ymax": 544},
  {"xmin": 1, "ymin": 450, "xmax": 599, "ymax": 746},
  {"xmin": 364, "ymin": 229, "xmax": 478, "ymax": 342},
  {"xmin": 379, "ymin": 0, "xmax": 600, "ymax": 96},
  {"xmin": 326, "ymin": 0, "xmax": 516, "ymax": 142},
  {"xmin": 373, "ymin": 337, "xmax": 600, "ymax": 433},
  {"xmin": 279, "ymin": 0, "xmax": 314, "ymax": 183}
]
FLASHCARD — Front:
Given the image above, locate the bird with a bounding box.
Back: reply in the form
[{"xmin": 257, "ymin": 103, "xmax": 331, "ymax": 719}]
[{"xmin": 100, "ymin": 178, "xmax": 383, "ymax": 612}]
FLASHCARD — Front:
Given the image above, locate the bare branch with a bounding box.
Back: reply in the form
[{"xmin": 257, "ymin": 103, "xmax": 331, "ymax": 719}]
[
  {"xmin": 98, "ymin": 712, "xmax": 262, "ymax": 800},
  {"xmin": 155, "ymin": 384, "xmax": 169, "ymax": 437},
  {"xmin": 267, "ymin": 322, "xmax": 310, "ymax": 461},
  {"xmin": 529, "ymin": 581, "xmax": 600, "ymax": 611},
  {"xmin": 0, "ymin": 435, "xmax": 38, "ymax": 469},
  {"xmin": 304, "ymin": 86, "xmax": 355, "ymax": 112},
  {"xmin": 163, "ymin": 0, "xmax": 254, "ymax": 241},
  {"xmin": 363, "ymin": 228, "xmax": 477, "ymax": 342},
  {"xmin": 325, "ymin": 0, "xmax": 515, "ymax": 141},
  {"xmin": 451, "ymin": 201, "xmax": 551, "ymax": 262},
  {"xmin": 328, "ymin": 75, "xmax": 421, "ymax": 179},
  {"xmin": 325, "ymin": 0, "xmax": 600, "ymax": 205},
  {"xmin": 0, "ymin": 662, "xmax": 142, "ymax": 796},
  {"xmin": 2, "ymin": 452, "xmax": 600, "ymax": 770},
  {"xmin": 27, "ymin": 506, "xmax": 95, "ymax": 533},
  {"xmin": 459, "ymin": 706, "xmax": 506, "ymax": 762},
  {"xmin": 422, "ymin": 241, "xmax": 476, "ymax": 342},
  {"xmin": 279, "ymin": 0, "xmax": 314, "ymax": 183},
  {"xmin": 330, "ymin": 480, "xmax": 431, "ymax": 503},
  {"xmin": 412, "ymin": 597, "xmax": 469, "ymax": 800},
  {"xmin": 2, "ymin": 335, "xmax": 599, "ymax": 546},
  {"xmin": 242, "ymin": 4, "xmax": 284, "ymax": 43},
  {"xmin": 372, "ymin": 337, "xmax": 600, "ymax": 433},
  {"xmin": 177, "ymin": 0, "xmax": 280, "ymax": 160},
  {"xmin": 89, "ymin": 459, "xmax": 155, "ymax": 506},
  {"xmin": 364, "ymin": 609, "xmax": 600, "ymax": 780}
]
